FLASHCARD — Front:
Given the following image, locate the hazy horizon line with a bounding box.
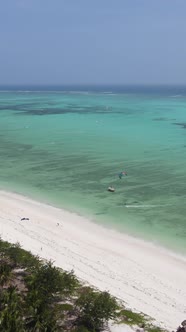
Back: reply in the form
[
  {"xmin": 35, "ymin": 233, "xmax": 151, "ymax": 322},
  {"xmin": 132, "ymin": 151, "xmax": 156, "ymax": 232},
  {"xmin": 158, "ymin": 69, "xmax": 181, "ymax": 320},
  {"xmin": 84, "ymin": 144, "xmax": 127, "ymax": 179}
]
[{"xmin": 0, "ymin": 83, "xmax": 186, "ymax": 88}]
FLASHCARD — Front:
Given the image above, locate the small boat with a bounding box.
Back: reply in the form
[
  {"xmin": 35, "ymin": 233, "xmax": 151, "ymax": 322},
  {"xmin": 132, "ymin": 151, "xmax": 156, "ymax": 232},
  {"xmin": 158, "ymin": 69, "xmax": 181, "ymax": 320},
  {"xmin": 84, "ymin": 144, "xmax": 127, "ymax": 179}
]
[{"xmin": 108, "ymin": 186, "xmax": 115, "ymax": 192}]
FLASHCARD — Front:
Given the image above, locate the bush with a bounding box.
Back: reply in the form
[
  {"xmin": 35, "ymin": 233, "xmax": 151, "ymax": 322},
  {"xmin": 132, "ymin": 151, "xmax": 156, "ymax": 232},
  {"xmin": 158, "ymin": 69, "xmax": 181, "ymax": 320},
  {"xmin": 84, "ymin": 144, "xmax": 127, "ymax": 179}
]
[
  {"xmin": 0, "ymin": 238, "xmax": 12, "ymax": 251},
  {"xmin": 119, "ymin": 309, "xmax": 146, "ymax": 326},
  {"xmin": 0, "ymin": 259, "xmax": 12, "ymax": 286},
  {"xmin": 76, "ymin": 287, "xmax": 118, "ymax": 331},
  {"xmin": 5, "ymin": 243, "xmax": 40, "ymax": 268},
  {"xmin": 26, "ymin": 262, "xmax": 78, "ymax": 305},
  {"xmin": 73, "ymin": 327, "xmax": 91, "ymax": 332},
  {"xmin": 0, "ymin": 286, "xmax": 24, "ymax": 332},
  {"xmin": 25, "ymin": 262, "xmax": 79, "ymax": 331},
  {"xmin": 59, "ymin": 270, "xmax": 79, "ymax": 297}
]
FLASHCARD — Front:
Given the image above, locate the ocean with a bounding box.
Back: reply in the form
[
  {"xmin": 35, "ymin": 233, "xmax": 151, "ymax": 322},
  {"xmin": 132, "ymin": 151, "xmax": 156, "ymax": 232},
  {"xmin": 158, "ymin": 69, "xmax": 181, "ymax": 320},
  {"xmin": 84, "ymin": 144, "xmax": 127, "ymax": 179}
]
[{"xmin": 0, "ymin": 85, "xmax": 186, "ymax": 253}]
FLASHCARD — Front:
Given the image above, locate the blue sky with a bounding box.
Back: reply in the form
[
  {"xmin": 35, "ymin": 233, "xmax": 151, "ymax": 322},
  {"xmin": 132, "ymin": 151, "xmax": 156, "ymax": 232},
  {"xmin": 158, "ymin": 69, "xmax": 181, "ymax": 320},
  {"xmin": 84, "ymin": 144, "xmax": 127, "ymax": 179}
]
[{"xmin": 1, "ymin": 0, "xmax": 186, "ymax": 85}]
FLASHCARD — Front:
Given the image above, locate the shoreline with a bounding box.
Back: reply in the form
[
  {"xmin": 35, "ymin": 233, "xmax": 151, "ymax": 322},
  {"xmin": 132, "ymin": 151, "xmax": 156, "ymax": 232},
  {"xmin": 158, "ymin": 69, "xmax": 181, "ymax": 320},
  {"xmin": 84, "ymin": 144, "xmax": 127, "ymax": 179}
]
[{"xmin": 0, "ymin": 190, "xmax": 186, "ymax": 330}]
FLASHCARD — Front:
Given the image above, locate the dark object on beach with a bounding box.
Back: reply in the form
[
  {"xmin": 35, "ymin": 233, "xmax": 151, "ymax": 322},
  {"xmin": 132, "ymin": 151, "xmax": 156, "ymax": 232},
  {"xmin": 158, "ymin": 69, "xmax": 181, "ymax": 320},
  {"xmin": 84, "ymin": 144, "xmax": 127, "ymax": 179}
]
[
  {"xmin": 108, "ymin": 186, "xmax": 115, "ymax": 192},
  {"xmin": 176, "ymin": 321, "xmax": 186, "ymax": 332},
  {"xmin": 21, "ymin": 217, "xmax": 30, "ymax": 221},
  {"xmin": 136, "ymin": 323, "xmax": 145, "ymax": 332},
  {"xmin": 177, "ymin": 327, "xmax": 185, "ymax": 332}
]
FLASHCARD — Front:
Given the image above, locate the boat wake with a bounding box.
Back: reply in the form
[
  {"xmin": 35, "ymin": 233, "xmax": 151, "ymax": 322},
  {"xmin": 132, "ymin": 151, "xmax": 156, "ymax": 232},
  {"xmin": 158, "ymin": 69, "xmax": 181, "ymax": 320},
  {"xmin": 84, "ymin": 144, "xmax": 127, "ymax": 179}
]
[{"xmin": 125, "ymin": 204, "xmax": 167, "ymax": 208}]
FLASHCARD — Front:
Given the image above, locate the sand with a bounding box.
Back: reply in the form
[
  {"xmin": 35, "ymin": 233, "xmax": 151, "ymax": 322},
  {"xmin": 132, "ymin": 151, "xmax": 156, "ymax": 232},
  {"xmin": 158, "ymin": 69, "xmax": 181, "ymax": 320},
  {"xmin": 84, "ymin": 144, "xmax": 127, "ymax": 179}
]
[{"xmin": 0, "ymin": 190, "xmax": 185, "ymax": 331}]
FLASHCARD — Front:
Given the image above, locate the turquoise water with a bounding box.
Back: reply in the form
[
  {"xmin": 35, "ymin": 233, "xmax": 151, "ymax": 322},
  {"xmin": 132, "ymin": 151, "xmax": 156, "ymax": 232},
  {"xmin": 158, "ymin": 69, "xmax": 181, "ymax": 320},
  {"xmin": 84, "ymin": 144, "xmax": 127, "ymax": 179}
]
[{"xmin": 0, "ymin": 87, "xmax": 186, "ymax": 253}]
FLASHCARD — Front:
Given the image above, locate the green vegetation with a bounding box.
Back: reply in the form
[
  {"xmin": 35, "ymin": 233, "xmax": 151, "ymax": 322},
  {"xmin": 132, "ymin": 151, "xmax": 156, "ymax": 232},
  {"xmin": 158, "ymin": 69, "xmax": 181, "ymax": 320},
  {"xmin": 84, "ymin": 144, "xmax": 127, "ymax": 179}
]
[
  {"xmin": 76, "ymin": 287, "xmax": 118, "ymax": 331},
  {"xmin": 0, "ymin": 259, "xmax": 12, "ymax": 286},
  {"xmin": 0, "ymin": 238, "xmax": 167, "ymax": 332},
  {"xmin": 0, "ymin": 286, "xmax": 24, "ymax": 332},
  {"xmin": 118, "ymin": 309, "xmax": 166, "ymax": 332},
  {"xmin": 0, "ymin": 238, "xmax": 118, "ymax": 331},
  {"xmin": 119, "ymin": 308, "xmax": 147, "ymax": 326},
  {"xmin": 147, "ymin": 327, "xmax": 165, "ymax": 332}
]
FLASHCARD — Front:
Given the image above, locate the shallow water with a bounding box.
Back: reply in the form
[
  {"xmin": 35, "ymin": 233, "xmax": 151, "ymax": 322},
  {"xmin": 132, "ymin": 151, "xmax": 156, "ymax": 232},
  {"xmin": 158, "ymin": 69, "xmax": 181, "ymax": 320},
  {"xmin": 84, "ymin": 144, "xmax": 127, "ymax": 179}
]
[{"xmin": 0, "ymin": 86, "xmax": 186, "ymax": 253}]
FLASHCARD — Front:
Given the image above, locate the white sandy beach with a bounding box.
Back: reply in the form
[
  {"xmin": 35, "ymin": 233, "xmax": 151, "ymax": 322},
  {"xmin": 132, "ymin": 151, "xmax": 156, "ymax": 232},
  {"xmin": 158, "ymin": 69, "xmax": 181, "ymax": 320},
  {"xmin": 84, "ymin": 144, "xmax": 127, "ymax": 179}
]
[{"xmin": 0, "ymin": 190, "xmax": 185, "ymax": 331}]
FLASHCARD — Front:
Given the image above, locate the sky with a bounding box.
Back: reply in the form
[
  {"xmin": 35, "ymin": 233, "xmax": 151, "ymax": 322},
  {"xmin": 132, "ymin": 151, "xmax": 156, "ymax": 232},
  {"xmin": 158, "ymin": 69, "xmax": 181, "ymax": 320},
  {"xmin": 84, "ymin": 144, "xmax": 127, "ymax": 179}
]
[{"xmin": 0, "ymin": 0, "xmax": 186, "ymax": 85}]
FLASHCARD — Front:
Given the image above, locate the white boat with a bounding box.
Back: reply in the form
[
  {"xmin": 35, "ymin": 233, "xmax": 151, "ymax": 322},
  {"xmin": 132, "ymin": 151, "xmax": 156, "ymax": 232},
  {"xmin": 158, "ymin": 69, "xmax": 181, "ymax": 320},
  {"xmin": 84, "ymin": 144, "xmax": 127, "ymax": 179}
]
[{"xmin": 108, "ymin": 186, "xmax": 115, "ymax": 192}]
